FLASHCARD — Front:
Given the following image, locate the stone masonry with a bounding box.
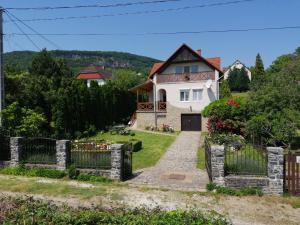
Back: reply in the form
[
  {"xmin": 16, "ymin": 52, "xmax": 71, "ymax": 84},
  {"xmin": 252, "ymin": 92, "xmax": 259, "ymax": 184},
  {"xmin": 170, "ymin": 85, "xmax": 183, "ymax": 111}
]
[
  {"xmin": 110, "ymin": 144, "xmax": 124, "ymax": 181},
  {"xmin": 10, "ymin": 137, "xmax": 24, "ymax": 167},
  {"xmin": 210, "ymin": 144, "xmax": 225, "ymax": 186},
  {"xmin": 267, "ymin": 147, "xmax": 284, "ymax": 195},
  {"xmin": 56, "ymin": 140, "xmax": 71, "ymax": 170}
]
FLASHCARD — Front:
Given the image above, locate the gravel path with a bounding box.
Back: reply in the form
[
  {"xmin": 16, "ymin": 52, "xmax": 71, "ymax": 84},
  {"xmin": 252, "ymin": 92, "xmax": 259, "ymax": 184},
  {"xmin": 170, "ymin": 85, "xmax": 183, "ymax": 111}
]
[{"xmin": 129, "ymin": 131, "xmax": 209, "ymax": 190}]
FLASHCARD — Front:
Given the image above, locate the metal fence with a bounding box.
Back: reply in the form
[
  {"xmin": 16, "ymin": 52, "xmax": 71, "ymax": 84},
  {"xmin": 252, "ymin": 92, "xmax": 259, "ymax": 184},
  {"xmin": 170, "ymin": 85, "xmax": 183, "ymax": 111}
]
[
  {"xmin": 204, "ymin": 137, "xmax": 212, "ymax": 181},
  {"xmin": 22, "ymin": 138, "xmax": 57, "ymax": 164},
  {"xmin": 71, "ymin": 141, "xmax": 112, "ymax": 169},
  {"xmin": 224, "ymin": 143, "xmax": 268, "ymax": 176},
  {"xmin": 0, "ymin": 129, "xmax": 10, "ymax": 161}
]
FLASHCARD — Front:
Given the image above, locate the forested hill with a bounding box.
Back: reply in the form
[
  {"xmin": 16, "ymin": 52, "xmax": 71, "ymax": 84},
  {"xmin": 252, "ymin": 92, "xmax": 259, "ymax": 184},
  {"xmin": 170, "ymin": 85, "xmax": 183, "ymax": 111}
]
[{"xmin": 4, "ymin": 50, "xmax": 159, "ymax": 74}]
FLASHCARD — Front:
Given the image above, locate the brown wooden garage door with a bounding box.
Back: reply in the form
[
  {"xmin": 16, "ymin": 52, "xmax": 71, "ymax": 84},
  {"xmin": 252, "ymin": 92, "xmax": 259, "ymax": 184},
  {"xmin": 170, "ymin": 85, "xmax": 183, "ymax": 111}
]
[{"xmin": 181, "ymin": 114, "xmax": 201, "ymax": 131}]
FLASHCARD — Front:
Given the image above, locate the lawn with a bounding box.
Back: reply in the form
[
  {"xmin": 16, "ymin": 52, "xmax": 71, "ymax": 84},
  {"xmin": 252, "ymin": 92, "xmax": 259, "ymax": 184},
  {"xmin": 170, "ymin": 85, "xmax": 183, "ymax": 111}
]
[
  {"xmin": 89, "ymin": 130, "xmax": 177, "ymax": 171},
  {"xmin": 232, "ymin": 91, "xmax": 249, "ymax": 98}
]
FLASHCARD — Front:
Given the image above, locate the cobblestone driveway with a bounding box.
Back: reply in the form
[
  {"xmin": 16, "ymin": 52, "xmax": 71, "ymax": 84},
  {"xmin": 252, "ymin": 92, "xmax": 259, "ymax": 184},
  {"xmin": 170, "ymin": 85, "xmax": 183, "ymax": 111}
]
[{"xmin": 129, "ymin": 131, "xmax": 209, "ymax": 190}]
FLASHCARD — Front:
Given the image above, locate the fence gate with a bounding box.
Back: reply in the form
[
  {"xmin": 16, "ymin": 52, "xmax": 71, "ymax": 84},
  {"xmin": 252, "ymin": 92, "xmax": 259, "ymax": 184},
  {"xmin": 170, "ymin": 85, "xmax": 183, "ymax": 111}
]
[
  {"xmin": 122, "ymin": 144, "xmax": 132, "ymax": 180},
  {"xmin": 284, "ymin": 151, "xmax": 300, "ymax": 195},
  {"xmin": 0, "ymin": 129, "xmax": 10, "ymax": 161}
]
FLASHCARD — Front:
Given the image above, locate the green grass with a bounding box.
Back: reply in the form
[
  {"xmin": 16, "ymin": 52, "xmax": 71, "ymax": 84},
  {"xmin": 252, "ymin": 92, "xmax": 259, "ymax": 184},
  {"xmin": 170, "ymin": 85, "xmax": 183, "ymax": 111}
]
[
  {"xmin": 89, "ymin": 131, "xmax": 177, "ymax": 171},
  {"xmin": 232, "ymin": 91, "xmax": 249, "ymax": 98},
  {"xmin": 197, "ymin": 147, "xmax": 206, "ymax": 170}
]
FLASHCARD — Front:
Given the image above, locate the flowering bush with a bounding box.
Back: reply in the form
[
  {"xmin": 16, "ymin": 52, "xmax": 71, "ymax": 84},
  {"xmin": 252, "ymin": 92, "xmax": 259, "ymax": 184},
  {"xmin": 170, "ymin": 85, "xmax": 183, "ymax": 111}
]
[
  {"xmin": 161, "ymin": 124, "xmax": 174, "ymax": 133},
  {"xmin": 203, "ymin": 97, "xmax": 248, "ymax": 136}
]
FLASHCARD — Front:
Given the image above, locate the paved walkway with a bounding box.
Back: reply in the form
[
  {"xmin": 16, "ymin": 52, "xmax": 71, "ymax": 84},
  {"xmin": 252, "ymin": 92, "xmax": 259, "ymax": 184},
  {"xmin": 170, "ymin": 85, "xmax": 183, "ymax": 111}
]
[{"xmin": 129, "ymin": 131, "xmax": 209, "ymax": 191}]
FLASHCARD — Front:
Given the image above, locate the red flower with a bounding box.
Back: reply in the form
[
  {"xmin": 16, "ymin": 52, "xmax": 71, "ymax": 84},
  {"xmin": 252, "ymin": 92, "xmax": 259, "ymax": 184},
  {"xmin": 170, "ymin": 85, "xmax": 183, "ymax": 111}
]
[{"xmin": 226, "ymin": 99, "xmax": 240, "ymax": 108}]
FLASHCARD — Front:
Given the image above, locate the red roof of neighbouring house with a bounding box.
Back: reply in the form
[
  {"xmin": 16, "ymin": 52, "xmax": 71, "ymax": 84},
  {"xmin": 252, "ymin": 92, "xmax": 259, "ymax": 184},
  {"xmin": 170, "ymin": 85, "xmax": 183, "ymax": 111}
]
[
  {"xmin": 148, "ymin": 44, "xmax": 222, "ymax": 78},
  {"xmin": 76, "ymin": 65, "xmax": 112, "ymax": 80}
]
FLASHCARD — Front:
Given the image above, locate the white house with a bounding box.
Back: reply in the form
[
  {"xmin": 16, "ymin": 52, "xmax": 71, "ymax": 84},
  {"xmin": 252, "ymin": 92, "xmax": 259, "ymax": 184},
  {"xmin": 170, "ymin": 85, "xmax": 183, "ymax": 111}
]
[
  {"xmin": 76, "ymin": 65, "xmax": 112, "ymax": 87},
  {"xmin": 129, "ymin": 44, "xmax": 222, "ymax": 131},
  {"xmin": 223, "ymin": 60, "xmax": 251, "ymax": 80}
]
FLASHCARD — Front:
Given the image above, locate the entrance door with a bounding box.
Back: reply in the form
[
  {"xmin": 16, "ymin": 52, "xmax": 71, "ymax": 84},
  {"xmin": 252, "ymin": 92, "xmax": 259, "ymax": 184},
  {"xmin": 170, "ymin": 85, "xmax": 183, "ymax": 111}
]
[{"xmin": 181, "ymin": 114, "xmax": 201, "ymax": 131}]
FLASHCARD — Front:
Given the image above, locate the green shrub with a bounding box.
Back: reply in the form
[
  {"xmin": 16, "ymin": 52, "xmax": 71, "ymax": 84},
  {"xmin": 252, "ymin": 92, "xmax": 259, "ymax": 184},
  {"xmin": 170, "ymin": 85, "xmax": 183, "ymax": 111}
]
[
  {"xmin": 76, "ymin": 173, "xmax": 112, "ymax": 183},
  {"xmin": 206, "ymin": 183, "xmax": 263, "ymax": 196},
  {"xmin": 130, "ymin": 139, "xmax": 142, "ymax": 152},
  {"xmin": 68, "ymin": 165, "xmax": 79, "ymax": 179},
  {"xmin": 0, "ymin": 166, "xmax": 66, "ymax": 179},
  {"xmin": 3, "ymin": 198, "xmax": 231, "ymax": 225}
]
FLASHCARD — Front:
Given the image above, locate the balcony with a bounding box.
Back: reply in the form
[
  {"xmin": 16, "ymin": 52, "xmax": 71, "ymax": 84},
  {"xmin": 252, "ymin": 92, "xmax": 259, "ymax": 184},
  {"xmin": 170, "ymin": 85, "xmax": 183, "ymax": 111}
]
[
  {"xmin": 137, "ymin": 102, "xmax": 167, "ymax": 112},
  {"xmin": 156, "ymin": 72, "xmax": 215, "ymax": 83}
]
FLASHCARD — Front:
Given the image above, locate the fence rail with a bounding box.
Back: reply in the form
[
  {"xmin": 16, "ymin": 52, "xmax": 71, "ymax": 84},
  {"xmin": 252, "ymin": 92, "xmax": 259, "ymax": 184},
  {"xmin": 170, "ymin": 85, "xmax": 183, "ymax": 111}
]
[
  {"xmin": 71, "ymin": 141, "xmax": 112, "ymax": 169},
  {"xmin": 22, "ymin": 138, "xmax": 57, "ymax": 164},
  {"xmin": 205, "ymin": 137, "xmax": 212, "ymax": 181},
  {"xmin": 225, "ymin": 144, "xmax": 267, "ymax": 176}
]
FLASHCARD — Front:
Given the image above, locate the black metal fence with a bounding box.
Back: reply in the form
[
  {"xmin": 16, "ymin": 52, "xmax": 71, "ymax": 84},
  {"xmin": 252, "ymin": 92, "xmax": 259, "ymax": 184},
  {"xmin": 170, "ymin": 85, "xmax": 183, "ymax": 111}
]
[
  {"xmin": 205, "ymin": 137, "xmax": 212, "ymax": 181},
  {"xmin": 22, "ymin": 138, "xmax": 57, "ymax": 164},
  {"xmin": 224, "ymin": 143, "xmax": 268, "ymax": 176},
  {"xmin": 0, "ymin": 129, "xmax": 10, "ymax": 161},
  {"xmin": 71, "ymin": 141, "xmax": 112, "ymax": 169},
  {"xmin": 122, "ymin": 143, "xmax": 133, "ymax": 180}
]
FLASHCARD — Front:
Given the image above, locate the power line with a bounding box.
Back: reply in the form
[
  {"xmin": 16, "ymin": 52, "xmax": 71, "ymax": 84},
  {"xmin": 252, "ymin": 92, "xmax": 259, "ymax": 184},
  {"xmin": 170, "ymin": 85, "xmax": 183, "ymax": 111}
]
[
  {"xmin": 5, "ymin": 11, "xmax": 40, "ymax": 50},
  {"xmin": 5, "ymin": 10, "xmax": 61, "ymax": 49},
  {"xmin": 4, "ymin": 0, "xmax": 256, "ymax": 23},
  {"xmin": 5, "ymin": 0, "xmax": 185, "ymax": 11},
  {"xmin": 6, "ymin": 25, "xmax": 300, "ymax": 36}
]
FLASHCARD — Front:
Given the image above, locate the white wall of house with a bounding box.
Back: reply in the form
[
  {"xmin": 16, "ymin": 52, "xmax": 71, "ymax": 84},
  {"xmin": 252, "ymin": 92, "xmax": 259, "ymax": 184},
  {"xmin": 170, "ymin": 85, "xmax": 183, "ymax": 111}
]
[
  {"xmin": 224, "ymin": 60, "xmax": 251, "ymax": 80},
  {"xmin": 87, "ymin": 79, "xmax": 106, "ymax": 87},
  {"xmin": 153, "ymin": 61, "xmax": 219, "ymax": 111}
]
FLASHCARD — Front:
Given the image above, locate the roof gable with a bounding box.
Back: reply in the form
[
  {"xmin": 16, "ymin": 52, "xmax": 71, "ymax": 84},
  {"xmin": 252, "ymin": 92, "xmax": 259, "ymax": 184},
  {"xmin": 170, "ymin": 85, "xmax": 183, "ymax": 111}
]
[{"xmin": 149, "ymin": 44, "xmax": 222, "ymax": 78}]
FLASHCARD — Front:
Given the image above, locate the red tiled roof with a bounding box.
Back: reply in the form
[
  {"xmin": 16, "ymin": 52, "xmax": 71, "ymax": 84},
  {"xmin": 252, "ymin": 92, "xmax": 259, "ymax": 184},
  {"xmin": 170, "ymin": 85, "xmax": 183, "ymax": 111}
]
[
  {"xmin": 149, "ymin": 62, "xmax": 164, "ymax": 76},
  {"xmin": 76, "ymin": 65, "xmax": 112, "ymax": 80},
  {"xmin": 206, "ymin": 57, "xmax": 221, "ymax": 70}
]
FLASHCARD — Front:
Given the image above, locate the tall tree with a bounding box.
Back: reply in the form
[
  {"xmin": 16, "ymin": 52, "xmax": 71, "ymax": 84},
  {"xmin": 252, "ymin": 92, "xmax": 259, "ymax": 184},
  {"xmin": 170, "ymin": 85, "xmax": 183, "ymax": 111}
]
[
  {"xmin": 251, "ymin": 54, "xmax": 265, "ymax": 90},
  {"xmin": 220, "ymin": 80, "xmax": 232, "ymax": 99},
  {"xmin": 227, "ymin": 67, "xmax": 250, "ymax": 92}
]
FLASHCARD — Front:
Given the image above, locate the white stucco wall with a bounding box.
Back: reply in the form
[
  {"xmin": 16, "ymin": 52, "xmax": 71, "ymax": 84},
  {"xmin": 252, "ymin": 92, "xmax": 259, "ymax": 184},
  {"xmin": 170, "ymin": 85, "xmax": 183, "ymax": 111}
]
[
  {"xmin": 87, "ymin": 79, "xmax": 106, "ymax": 87},
  {"xmin": 224, "ymin": 61, "xmax": 251, "ymax": 80}
]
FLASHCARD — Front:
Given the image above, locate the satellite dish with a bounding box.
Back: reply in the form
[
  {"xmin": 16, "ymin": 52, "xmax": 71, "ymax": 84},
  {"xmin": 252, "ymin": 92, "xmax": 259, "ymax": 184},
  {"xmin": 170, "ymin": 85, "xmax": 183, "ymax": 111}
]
[{"xmin": 206, "ymin": 79, "xmax": 212, "ymax": 89}]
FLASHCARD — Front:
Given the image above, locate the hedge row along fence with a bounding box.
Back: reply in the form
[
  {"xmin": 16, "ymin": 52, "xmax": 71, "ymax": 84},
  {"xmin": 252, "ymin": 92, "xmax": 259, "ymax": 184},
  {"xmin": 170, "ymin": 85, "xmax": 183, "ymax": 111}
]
[{"xmin": 2, "ymin": 137, "xmax": 133, "ymax": 181}]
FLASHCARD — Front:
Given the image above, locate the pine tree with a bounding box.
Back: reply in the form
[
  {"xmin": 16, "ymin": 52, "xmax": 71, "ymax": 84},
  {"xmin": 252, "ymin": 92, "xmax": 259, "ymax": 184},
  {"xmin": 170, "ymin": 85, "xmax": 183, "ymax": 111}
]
[
  {"xmin": 220, "ymin": 80, "xmax": 232, "ymax": 99},
  {"xmin": 251, "ymin": 54, "xmax": 265, "ymax": 89}
]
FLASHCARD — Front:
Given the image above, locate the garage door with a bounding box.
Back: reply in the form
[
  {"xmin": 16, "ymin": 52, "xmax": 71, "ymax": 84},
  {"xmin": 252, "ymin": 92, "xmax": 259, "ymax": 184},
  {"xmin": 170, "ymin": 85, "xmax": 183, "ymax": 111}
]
[{"xmin": 181, "ymin": 114, "xmax": 201, "ymax": 131}]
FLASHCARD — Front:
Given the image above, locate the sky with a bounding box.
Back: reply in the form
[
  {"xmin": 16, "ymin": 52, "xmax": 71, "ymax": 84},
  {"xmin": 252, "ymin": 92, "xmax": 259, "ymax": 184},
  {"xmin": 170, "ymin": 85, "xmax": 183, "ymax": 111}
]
[{"xmin": 1, "ymin": 0, "xmax": 300, "ymax": 68}]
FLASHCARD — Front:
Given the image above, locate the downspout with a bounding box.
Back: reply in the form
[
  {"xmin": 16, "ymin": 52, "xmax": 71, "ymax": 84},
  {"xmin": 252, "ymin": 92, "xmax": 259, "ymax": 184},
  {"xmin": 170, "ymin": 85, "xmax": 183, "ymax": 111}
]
[{"xmin": 153, "ymin": 78, "xmax": 157, "ymax": 129}]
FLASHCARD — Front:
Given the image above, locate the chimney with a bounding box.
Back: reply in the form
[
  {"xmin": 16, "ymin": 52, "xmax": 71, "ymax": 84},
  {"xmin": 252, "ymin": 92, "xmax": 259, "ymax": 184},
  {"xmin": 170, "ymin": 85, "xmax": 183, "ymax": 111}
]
[{"xmin": 196, "ymin": 49, "xmax": 202, "ymax": 56}]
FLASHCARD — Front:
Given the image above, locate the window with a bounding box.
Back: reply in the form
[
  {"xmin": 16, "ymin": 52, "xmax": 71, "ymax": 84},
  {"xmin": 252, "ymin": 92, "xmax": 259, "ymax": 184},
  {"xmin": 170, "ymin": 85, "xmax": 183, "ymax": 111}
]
[
  {"xmin": 193, "ymin": 89, "xmax": 203, "ymax": 101},
  {"xmin": 175, "ymin": 66, "xmax": 183, "ymax": 74},
  {"xmin": 180, "ymin": 89, "xmax": 190, "ymax": 101},
  {"xmin": 191, "ymin": 65, "xmax": 198, "ymax": 73},
  {"xmin": 184, "ymin": 66, "xmax": 190, "ymax": 73}
]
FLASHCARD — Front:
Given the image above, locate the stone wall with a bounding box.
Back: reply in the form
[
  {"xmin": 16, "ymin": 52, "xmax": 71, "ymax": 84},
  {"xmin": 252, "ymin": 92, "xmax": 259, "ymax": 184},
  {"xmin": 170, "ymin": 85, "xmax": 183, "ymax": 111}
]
[{"xmin": 208, "ymin": 142, "xmax": 284, "ymax": 195}]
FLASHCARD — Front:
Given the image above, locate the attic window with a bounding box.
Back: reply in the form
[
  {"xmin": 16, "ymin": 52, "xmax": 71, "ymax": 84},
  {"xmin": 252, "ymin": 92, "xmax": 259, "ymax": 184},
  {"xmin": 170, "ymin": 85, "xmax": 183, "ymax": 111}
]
[
  {"xmin": 184, "ymin": 66, "xmax": 190, "ymax": 73},
  {"xmin": 175, "ymin": 66, "xmax": 183, "ymax": 74}
]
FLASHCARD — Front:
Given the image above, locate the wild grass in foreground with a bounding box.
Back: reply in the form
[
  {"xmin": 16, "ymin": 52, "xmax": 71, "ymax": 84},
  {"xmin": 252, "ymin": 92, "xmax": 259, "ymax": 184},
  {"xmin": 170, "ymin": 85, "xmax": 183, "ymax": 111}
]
[
  {"xmin": 206, "ymin": 183, "xmax": 263, "ymax": 197},
  {"xmin": 0, "ymin": 197, "xmax": 231, "ymax": 225}
]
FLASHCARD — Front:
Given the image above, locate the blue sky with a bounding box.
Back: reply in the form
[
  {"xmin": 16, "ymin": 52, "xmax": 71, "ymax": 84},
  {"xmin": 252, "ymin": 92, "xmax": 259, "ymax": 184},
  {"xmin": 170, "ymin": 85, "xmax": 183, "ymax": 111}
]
[{"xmin": 1, "ymin": 0, "xmax": 300, "ymax": 68}]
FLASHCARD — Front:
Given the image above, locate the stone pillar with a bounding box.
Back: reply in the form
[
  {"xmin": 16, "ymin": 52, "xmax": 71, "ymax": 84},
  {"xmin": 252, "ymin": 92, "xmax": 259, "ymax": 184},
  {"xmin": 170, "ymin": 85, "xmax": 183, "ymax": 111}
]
[
  {"xmin": 211, "ymin": 145, "xmax": 225, "ymax": 186},
  {"xmin": 10, "ymin": 137, "xmax": 24, "ymax": 167},
  {"xmin": 110, "ymin": 144, "xmax": 124, "ymax": 181},
  {"xmin": 267, "ymin": 147, "xmax": 284, "ymax": 195},
  {"xmin": 56, "ymin": 140, "xmax": 71, "ymax": 170}
]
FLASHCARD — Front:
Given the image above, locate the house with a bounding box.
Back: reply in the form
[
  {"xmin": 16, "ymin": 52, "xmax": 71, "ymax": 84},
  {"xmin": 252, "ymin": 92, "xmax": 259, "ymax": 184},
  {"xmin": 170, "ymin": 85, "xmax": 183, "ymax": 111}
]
[
  {"xmin": 222, "ymin": 60, "xmax": 251, "ymax": 80},
  {"xmin": 129, "ymin": 44, "xmax": 222, "ymax": 131},
  {"xmin": 76, "ymin": 65, "xmax": 112, "ymax": 87}
]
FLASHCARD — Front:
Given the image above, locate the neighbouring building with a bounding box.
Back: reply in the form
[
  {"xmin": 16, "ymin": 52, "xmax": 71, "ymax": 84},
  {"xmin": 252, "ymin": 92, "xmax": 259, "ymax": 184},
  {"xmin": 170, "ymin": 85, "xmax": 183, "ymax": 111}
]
[
  {"xmin": 76, "ymin": 65, "xmax": 112, "ymax": 87},
  {"xmin": 129, "ymin": 44, "xmax": 222, "ymax": 131},
  {"xmin": 222, "ymin": 60, "xmax": 251, "ymax": 80}
]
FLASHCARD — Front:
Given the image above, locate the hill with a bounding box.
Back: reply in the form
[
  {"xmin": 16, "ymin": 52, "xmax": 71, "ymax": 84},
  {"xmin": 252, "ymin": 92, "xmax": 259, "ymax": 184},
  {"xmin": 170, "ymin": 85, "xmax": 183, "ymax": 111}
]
[{"xmin": 4, "ymin": 50, "xmax": 159, "ymax": 74}]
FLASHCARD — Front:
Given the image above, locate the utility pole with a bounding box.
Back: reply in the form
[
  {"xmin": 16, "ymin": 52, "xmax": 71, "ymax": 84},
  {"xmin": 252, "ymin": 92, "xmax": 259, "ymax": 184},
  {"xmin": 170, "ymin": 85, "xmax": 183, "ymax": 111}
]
[{"xmin": 0, "ymin": 7, "xmax": 4, "ymax": 125}]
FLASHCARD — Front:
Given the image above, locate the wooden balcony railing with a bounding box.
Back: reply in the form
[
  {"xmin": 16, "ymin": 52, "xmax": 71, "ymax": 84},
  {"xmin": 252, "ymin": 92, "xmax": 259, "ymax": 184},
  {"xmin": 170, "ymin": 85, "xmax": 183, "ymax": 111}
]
[
  {"xmin": 137, "ymin": 102, "xmax": 167, "ymax": 112},
  {"xmin": 137, "ymin": 102, "xmax": 154, "ymax": 111},
  {"xmin": 157, "ymin": 72, "xmax": 215, "ymax": 83},
  {"xmin": 157, "ymin": 102, "xmax": 167, "ymax": 111}
]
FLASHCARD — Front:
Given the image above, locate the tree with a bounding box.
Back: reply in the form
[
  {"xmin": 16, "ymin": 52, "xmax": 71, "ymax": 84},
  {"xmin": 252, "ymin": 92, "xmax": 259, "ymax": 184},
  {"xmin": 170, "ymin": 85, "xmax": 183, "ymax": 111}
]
[
  {"xmin": 227, "ymin": 67, "xmax": 250, "ymax": 92},
  {"xmin": 220, "ymin": 80, "xmax": 232, "ymax": 99},
  {"xmin": 251, "ymin": 53, "xmax": 265, "ymax": 90}
]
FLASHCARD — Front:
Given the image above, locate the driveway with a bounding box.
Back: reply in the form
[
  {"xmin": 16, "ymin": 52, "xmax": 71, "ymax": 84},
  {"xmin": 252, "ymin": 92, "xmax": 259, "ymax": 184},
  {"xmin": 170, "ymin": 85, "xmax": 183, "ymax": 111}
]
[{"xmin": 129, "ymin": 131, "xmax": 209, "ymax": 190}]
